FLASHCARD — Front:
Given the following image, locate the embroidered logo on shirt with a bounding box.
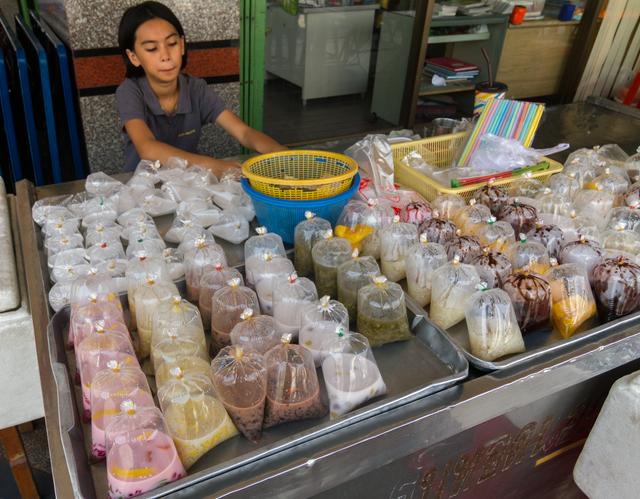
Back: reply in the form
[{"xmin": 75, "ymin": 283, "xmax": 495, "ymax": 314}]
[{"xmin": 178, "ymin": 129, "xmax": 196, "ymax": 137}]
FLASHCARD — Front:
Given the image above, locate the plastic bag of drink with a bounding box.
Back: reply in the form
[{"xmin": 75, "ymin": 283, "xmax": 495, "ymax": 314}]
[
  {"xmin": 592, "ymin": 256, "xmax": 640, "ymax": 322},
  {"xmin": 405, "ymin": 236, "xmax": 447, "ymax": 306},
  {"xmin": 211, "ymin": 278, "xmax": 260, "ymax": 351},
  {"xmin": 336, "ymin": 249, "xmax": 380, "ymax": 323},
  {"xmin": 470, "ymin": 248, "xmax": 512, "ymax": 288},
  {"xmin": 502, "ymin": 271, "xmax": 551, "ymax": 333},
  {"xmin": 244, "ymin": 227, "xmax": 286, "ymax": 286},
  {"xmin": 379, "ymin": 216, "xmax": 418, "ymax": 282},
  {"xmin": 211, "ymin": 346, "xmax": 267, "ymax": 442},
  {"xmin": 417, "ymin": 211, "xmax": 457, "ymax": 245},
  {"xmin": 299, "ymin": 296, "xmax": 349, "ymax": 366},
  {"xmin": 272, "ymin": 273, "xmax": 318, "ymax": 337},
  {"xmin": 294, "ymin": 211, "xmax": 332, "ymax": 278},
  {"xmin": 230, "ymin": 308, "xmax": 281, "ymax": 354},
  {"xmin": 335, "ymin": 198, "xmax": 394, "ymax": 258},
  {"xmin": 198, "ymin": 263, "xmax": 243, "ymax": 328}
]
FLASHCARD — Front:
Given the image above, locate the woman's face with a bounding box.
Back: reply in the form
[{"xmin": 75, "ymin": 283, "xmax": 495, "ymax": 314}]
[{"xmin": 126, "ymin": 18, "xmax": 184, "ymax": 84}]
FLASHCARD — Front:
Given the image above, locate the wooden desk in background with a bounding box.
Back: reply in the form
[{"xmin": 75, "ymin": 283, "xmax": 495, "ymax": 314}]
[{"xmin": 497, "ymin": 18, "xmax": 580, "ymax": 99}]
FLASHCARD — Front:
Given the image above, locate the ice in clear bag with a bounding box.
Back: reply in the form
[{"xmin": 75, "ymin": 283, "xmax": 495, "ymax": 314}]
[
  {"xmin": 548, "ymin": 173, "xmax": 581, "ymax": 199},
  {"xmin": 357, "ymin": 276, "xmax": 412, "ymax": 347},
  {"xmin": 470, "ymin": 248, "xmax": 512, "ymax": 289},
  {"xmin": 198, "ymin": 263, "xmax": 243, "ymax": 328},
  {"xmin": 254, "ymin": 257, "xmax": 296, "ymax": 316},
  {"xmin": 545, "ymin": 262, "xmax": 597, "ymax": 338},
  {"xmin": 498, "ymin": 199, "xmax": 538, "ymax": 236},
  {"xmin": 211, "ymin": 278, "xmax": 260, "ymax": 351},
  {"xmin": 379, "ymin": 217, "xmax": 418, "ymax": 282},
  {"xmin": 137, "ymin": 189, "xmax": 178, "ymax": 217},
  {"xmin": 230, "ymin": 308, "xmax": 281, "ymax": 355},
  {"xmin": 405, "ymin": 236, "xmax": 447, "ymax": 306},
  {"xmin": 322, "ymin": 330, "xmax": 387, "ymax": 418},
  {"xmin": 502, "ymin": 271, "xmax": 551, "ymax": 333},
  {"xmin": 211, "ymin": 346, "xmax": 267, "ymax": 442},
  {"xmin": 336, "ymin": 250, "xmax": 381, "ymax": 324},
  {"xmin": 299, "ymin": 296, "xmax": 349, "ymax": 366},
  {"xmin": 244, "ymin": 227, "xmax": 286, "ymax": 286},
  {"xmin": 535, "ymin": 189, "xmax": 575, "ymax": 217},
  {"xmin": 509, "ymin": 175, "xmax": 545, "ymax": 199},
  {"xmin": 162, "ymin": 248, "xmax": 185, "ymax": 281},
  {"xmin": 105, "ymin": 402, "xmax": 185, "ymax": 499},
  {"xmin": 465, "ymin": 285, "xmax": 525, "ymax": 361},
  {"xmin": 272, "ymin": 273, "xmax": 318, "ymax": 337},
  {"xmin": 133, "ymin": 277, "xmax": 179, "ymax": 359},
  {"xmin": 90, "ymin": 361, "xmax": 153, "ymax": 460},
  {"xmin": 85, "ymin": 172, "xmax": 123, "ymax": 197},
  {"xmin": 453, "ymin": 200, "xmax": 492, "ymax": 237},
  {"xmin": 429, "ymin": 256, "xmax": 481, "ymax": 330},
  {"xmin": 177, "ymin": 226, "xmax": 216, "ymax": 255},
  {"xmin": 208, "ymin": 209, "xmax": 249, "ymax": 244},
  {"xmin": 263, "ymin": 336, "xmax": 327, "ymax": 428},
  {"xmin": 42, "ymin": 218, "xmax": 80, "ymax": 240},
  {"xmin": 472, "ymin": 183, "xmax": 509, "ymax": 216},
  {"xmin": 335, "ymin": 198, "xmax": 394, "ymax": 258},
  {"xmin": 294, "ymin": 211, "xmax": 332, "ymax": 278},
  {"xmin": 184, "ymin": 238, "xmax": 227, "ymax": 303},
  {"xmin": 417, "ymin": 212, "xmax": 457, "ymax": 245},
  {"xmin": 158, "ymin": 367, "xmax": 238, "ymax": 469},
  {"xmin": 592, "ymin": 256, "xmax": 640, "ymax": 322},
  {"xmin": 477, "ymin": 216, "xmax": 516, "ymax": 253}
]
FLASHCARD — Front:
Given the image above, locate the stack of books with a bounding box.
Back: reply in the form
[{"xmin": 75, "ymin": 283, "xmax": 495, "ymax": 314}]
[
  {"xmin": 424, "ymin": 57, "xmax": 480, "ymax": 82},
  {"xmin": 456, "ymin": 0, "xmax": 492, "ymax": 16},
  {"xmin": 433, "ymin": 3, "xmax": 459, "ymax": 17}
]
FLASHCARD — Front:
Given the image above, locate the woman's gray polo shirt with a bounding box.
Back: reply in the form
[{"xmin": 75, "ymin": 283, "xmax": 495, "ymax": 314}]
[{"xmin": 116, "ymin": 74, "xmax": 226, "ymax": 172}]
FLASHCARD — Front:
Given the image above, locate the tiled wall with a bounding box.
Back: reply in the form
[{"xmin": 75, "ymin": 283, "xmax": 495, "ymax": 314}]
[{"xmin": 36, "ymin": 0, "xmax": 241, "ymax": 173}]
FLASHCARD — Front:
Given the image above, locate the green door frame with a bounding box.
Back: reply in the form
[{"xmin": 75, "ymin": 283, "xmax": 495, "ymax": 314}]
[{"xmin": 240, "ymin": 0, "xmax": 266, "ymax": 137}]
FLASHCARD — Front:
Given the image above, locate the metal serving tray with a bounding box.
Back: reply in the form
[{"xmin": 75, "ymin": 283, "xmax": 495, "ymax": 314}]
[
  {"xmin": 437, "ymin": 308, "xmax": 640, "ymax": 371},
  {"xmin": 47, "ymin": 296, "xmax": 468, "ymax": 498}
]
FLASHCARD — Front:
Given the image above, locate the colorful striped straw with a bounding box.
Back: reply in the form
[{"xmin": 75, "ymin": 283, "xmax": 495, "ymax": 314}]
[{"xmin": 458, "ymin": 99, "xmax": 545, "ymax": 167}]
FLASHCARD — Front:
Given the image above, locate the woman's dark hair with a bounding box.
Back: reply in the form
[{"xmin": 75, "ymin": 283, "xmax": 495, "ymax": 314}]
[{"xmin": 118, "ymin": 1, "xmax": 187, "ymax": 78}]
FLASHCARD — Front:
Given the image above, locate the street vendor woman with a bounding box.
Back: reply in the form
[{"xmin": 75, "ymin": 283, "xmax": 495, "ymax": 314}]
[{"xmin": 116, "ymin": 1, "xmax": 286, "ymax": 176}]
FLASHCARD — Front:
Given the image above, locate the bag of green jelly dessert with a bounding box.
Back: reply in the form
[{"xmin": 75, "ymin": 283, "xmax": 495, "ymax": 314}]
[{"xmin": 357, "ymin": 276, "xmax": 412, "ymax": 347}]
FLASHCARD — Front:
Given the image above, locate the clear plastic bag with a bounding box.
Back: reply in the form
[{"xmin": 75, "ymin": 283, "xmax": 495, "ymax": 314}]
[
  {"xmin": 85, "ymin": 223, "xmax": 123, "ymax": 248},
  {"xmin": 417, "ymin": 212, "xmax": 457, "ymax": 245},
  {"xmin": 230, "ymin": 308, "xmax": 281, "ymax": 354},
  {"xmin": 49, "ymin": 281, "xmax": 73, "ymax": 312},
  {"xmin": 42, "ymin": 218, "xmax": 80, "ymax": 240},
  {"xmin": 432, "ymin": 193, "xmax": 466, "ymax": 220},
  {"xmin": 164, "ymin": 215, "xmax": 204, "ymax": 245},
  {"xmin": 558, "ymin": 236, "xmax": 604, "ymax": 281},
  {"xmin": 624, "ymin": 182, "xmax": 640, "ymax": 209},
  {"xmin": 335, "ymin": 198, "xmax": 394, "ymax": 258},
  {"xmin": 592, "ymin": 256, "xmax": 640, "ymax": 322},
  {"xmin": 155, "ymin": 356, "xmax": 213, "ymax": 390},
  {"xmin": 548, "ymin": 173, "xmax": 581, "ymax": 199},
  {"xmin": 399, "ymin": 200, "xmax": 433, "ymax": 226},
  {"xmin": 207, "ymin": 181, "xmax": 255, "ymax": 221},
  {"xmin": 90, "ymin": 361, "xmax": 153, "ymax": 460},
  {"xmin": 32, "ymin": 201, "xmax": 75, "ymax": 227},
  {"xmin": 357, "ymin": 276, "xmax": 412, "ymax": 347},
  {"xmin": 605, "ymin": 207, "xmax": 640, "ymax": 233},
  {"xmin": 105, "ymin": 402, "xmax": 185, "ymax": 498},
  {"xmin": 294, "ymin": 211, "xmax": 332, "ymax": 278},
  {"xmin": 405, "ymin": 237, "xmax": 447, "ymax": 306},
  {"xmin": 586, "ymin": 168, "xmax": 630, "ymax": 198},
  {"xmin": 498, "ymin": 199, "xmax": 538, "ymax": 235},
  {"xmin": 379, "ymin": 217, "xmax": 418, "ymax": 282},
  {"xmin": 467, "ymin": 134, "xmax": 552, "ymax": 172},
  {"xmin": 70, "ymin": 304, "xmax": 127, "ymax": 360},
  {"xmin": 198, "ymin": 264, "xmax": 244, "ymax": 329},
  {"xmin": 311, "ymin": 230, "xmax": 353, "ymax": 298},
  {"xmin": 472, "ymin": 182, "xmax": 509, "ymax": 216},
  {"xmin": 151, "ymin": 296, "xmax": 206, "ymax": 362},
  {"xmin": 602, "ymin": 227, "xmax": 640, "ymax": 255},
  {"xmin": 81, "ymin": 197, "xmax": 119, "ymax": 229},
  {"xmin": 133, "ymin": 159, "xmax": 162, "ymax": 183},
  {"xmin": 184, "ymin": 164, "xmax": 218, "ymax": 186},
  {"xmin": 345, "ymin": 134, "xmax": 396, "ymax": 196},
  {"xmin": 527, "ymin": 222, "xmax": 565, "ymax": 260},
  {"xmin": 161, "ymin": 180, "xmax": 211, "ymax": 203},
  {"xmin": 453, "ymin": 200, "xmax": 492, "ymax": 237},
  {"xmin": 536, "ymin": 189, "xmax": 575, "ymax": 217},
  {"xmin": 117, "ymin": 207, "xmax": 153, "ymax": 228},
  {"xmin": 465, "ymin": 285, "xmax": 525, "ymax": 361},
  {"xmin": 508, "ymin": 234, "xmax": 551, "ymax": 274},
  {"xmin": 77, "ymin": 329, "xmax": 135, "ymax": 420},
  {"xmin": 137, "ymin": 189, "xmax": 178, "ymax": 217},
  {"xmin": 184, "ymin": 238, "xmax": 228, "ymax": 303},
  {"xmin": 50, "ymin": 250, "xmax": 91, "ymax": 284},
  {"xmin": 336, "ymin": 250, "xmax": 381, "ymax": 324},
  {"xmin": 176, "ymin": 199, "xmax": 222, "ymax": 228},
  {"xmin": 87, "ymin": 241, "xmax": 126, "ymax": 265},
  {"xmin": 211, "ymin": 278, "xmax": 260, "ymax": 351},
  {"xmin": 263, "ymin": 336, "xmax": 327, "ymax": 428},
  {"xmin": 444, "ymin": 230, "xmax": 482, "ymax": 263},
  {"xmin": 573, "ymin": 190, "xmax": 617, "ymax": 227},
  {"xmin": 470, "ymin": 248, "xmax": 512, "ymax": 289},
  {"xmin": 545, "ymin": 263, "xmax": 597, "ymax": 338},
  {"xmin": 244, "ymin": 227, "xmax": 286, "ymax": 286},
  {"xmin": 272, "ymin": 273, "xmax": 318, "ymax": 336},
  {"xmin": 429, "ymin": 256, "xmax": 481, "ymax": 330},
  {"xmin": 162, "ymin": 248, "xmax": 185, "ymax": 281},
  {"xmin": 509, "ymin": 174, "xmax": 545, "ymax": 198},
  {"xmin": 133, "ymin": 278, "xmax": 179, "ymax": 359},
  {"xmin": 45, "ymin": 233, "xmax": 84, "ymax": 258},
  {"xmin": 125, "ymin": 254, "xmax": 169, "ymax": 331},
  {"xmin": 502, "ymin": 271, "xmax": 551, "ymax": 333},
  {"xmin": 595, "ymin": 144, "xmax": 629, "ymax": 164},
  {"xmin": 299, "ymin": 296, "xmax": 349, "ymax": 366},
  {"xmin": 322, "ymin": 330, "xmax": 387, "ymax": 418},
  {"xmin": 85, "ymin": 172, "xmax": 123, "ymax": 197},
  {"xmin": 208, "ymin": 210, "xmax": 249, "ymax": 244},
  {"xmin": 211, "ymin": 346, "xmax": 267, "ymax": 442},
  {"xmin": 477, "ymin": 216, "xmax": 515, "ymax": 253},
  {"xmin": 125, "ymin": 237, "xmax": 166, "ymax": 259},
  {"xmin": 151, "ymin": 331, "xmax": 209, "ymax": 375},
  {"xmin": 177, "ymin": 226, "xmax": 216, "ymax": 255},
  {"xmin": 158, "ymin": 368, "xmax": 237, "ymax": 469}
]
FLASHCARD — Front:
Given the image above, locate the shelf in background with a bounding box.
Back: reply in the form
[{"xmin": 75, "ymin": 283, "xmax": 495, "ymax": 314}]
[
  {"xmin": 428, "ymin": 31, "xmax": 490, "ymax": 44},
  {"xmin": 419, "ymin": 78, "xmax": 476, "ymax": 97}
]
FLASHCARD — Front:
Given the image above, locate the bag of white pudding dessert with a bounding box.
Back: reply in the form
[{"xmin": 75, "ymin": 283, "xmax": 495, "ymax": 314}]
[
  {"xmin": 299, "ymin": 296, "xmax": 349, "ymax": 367},
  {"xmin": 379, "ymin": 216, "xmax": 418, "ymax": 282},
  {"xmin": 252, "ymin": 254, "xmax": 295, "ymax": 315},
  {"xmin": 208, "ymin": 209, "xmax": 250, "ymax": 244},
  {"xmin": 322, "ymin": 328, "xmax": 387, "ymax": 418},
  {"xmin": 244, "ymin": 227, "xmax": 286, "ymax": 287},
  {"xmin": 465, "ymin": 283, "xmax": 525, "ymax": 361},
  {"xmin": 272, "ymin": 272, "xmax": 318, "ymax": 338},
  {"xmin": 405, "ymin": 235, "xmax": 447, "ymax": 306}
]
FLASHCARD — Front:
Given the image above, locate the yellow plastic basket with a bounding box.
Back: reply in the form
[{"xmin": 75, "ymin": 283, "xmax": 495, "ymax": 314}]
[
  {"xmin": 242, "ymin": 150, "xmax": 359, "ymax": 201},
  {"xmin": 391, "ymin": 132, "xmax": 563, "ymax": 202}
]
